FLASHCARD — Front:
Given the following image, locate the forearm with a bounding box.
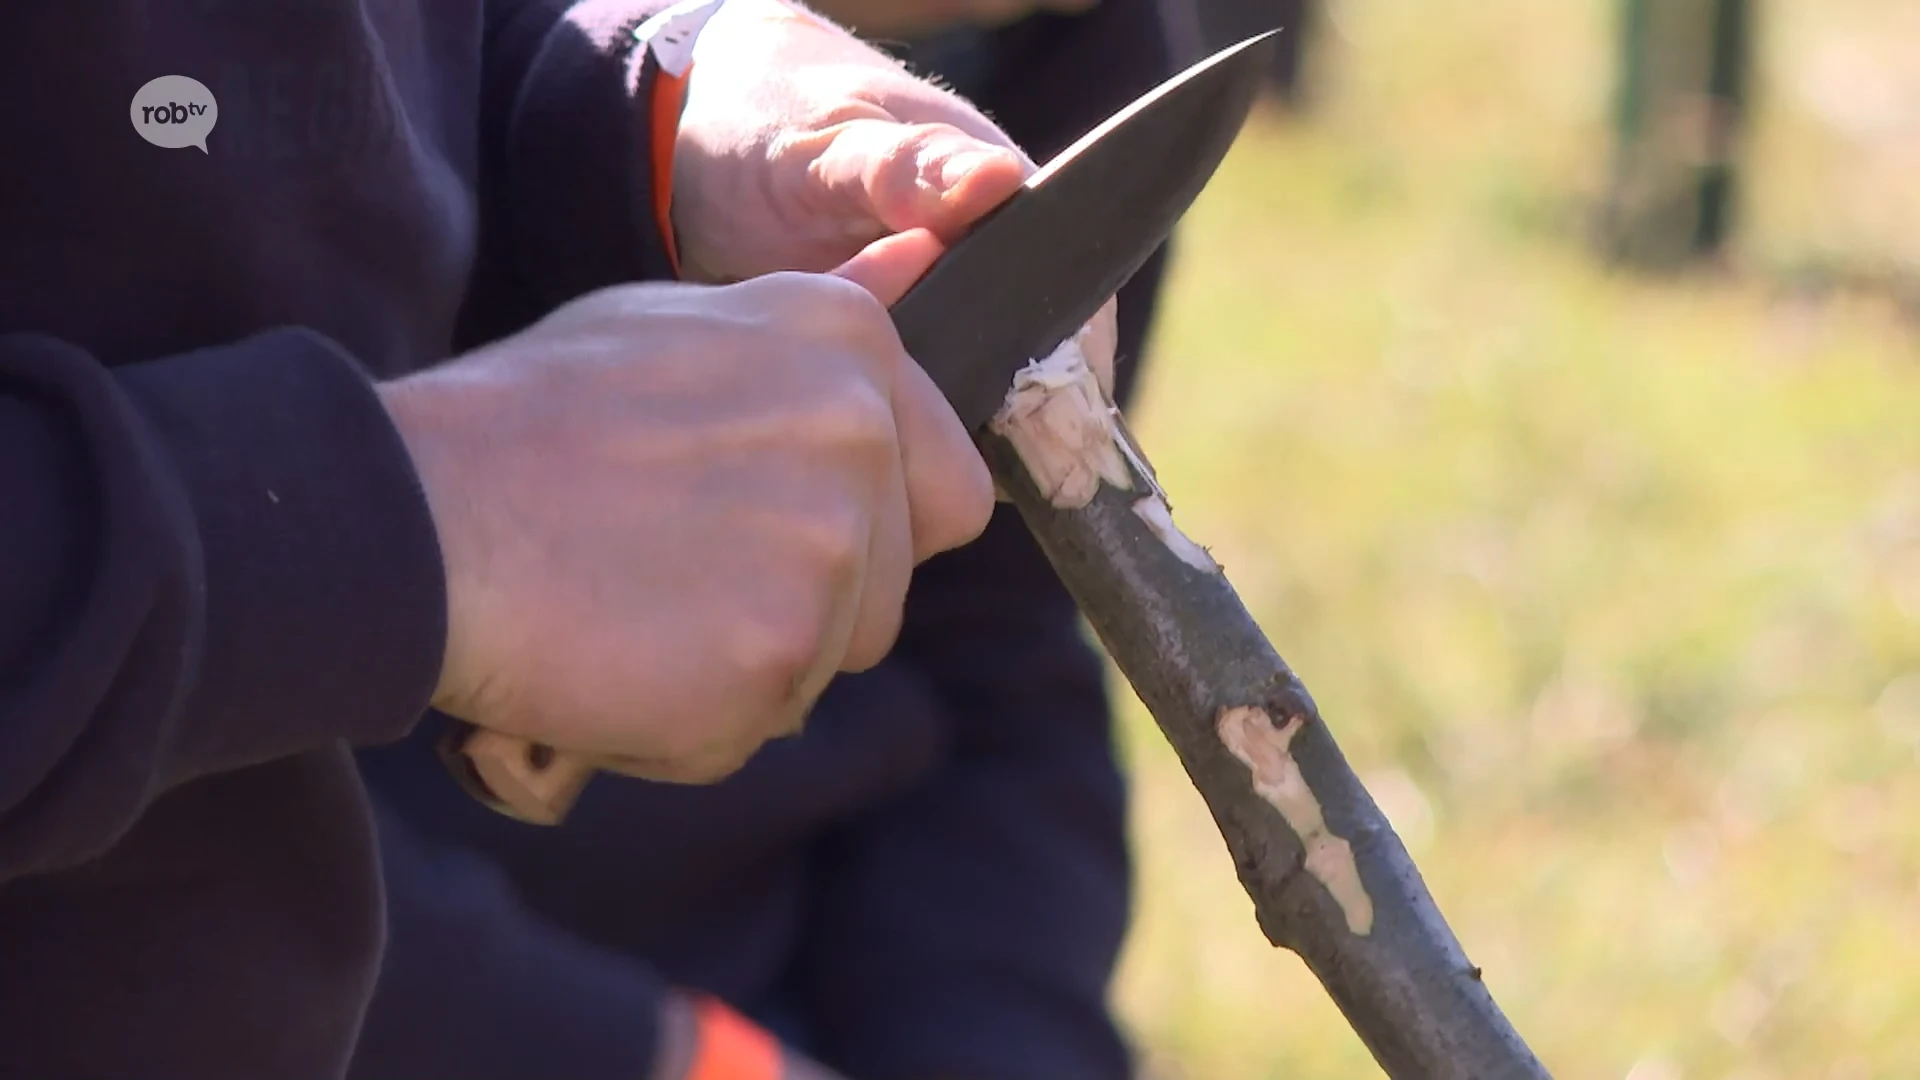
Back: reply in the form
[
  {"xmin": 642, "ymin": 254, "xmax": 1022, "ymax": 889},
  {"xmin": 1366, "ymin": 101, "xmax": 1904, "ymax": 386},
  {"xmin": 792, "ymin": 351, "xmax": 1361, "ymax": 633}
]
[{"xmin": 0, "ymin": 329, "xmax": 443, "ymax": 882}]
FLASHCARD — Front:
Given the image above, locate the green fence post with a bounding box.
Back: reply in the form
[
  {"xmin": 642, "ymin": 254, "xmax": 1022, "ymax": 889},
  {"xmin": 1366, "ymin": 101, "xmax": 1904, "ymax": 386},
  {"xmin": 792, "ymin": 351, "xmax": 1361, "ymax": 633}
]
[{"xmin": 1600, "ymin": 0, "xmax": 1752, "ymax": 270}]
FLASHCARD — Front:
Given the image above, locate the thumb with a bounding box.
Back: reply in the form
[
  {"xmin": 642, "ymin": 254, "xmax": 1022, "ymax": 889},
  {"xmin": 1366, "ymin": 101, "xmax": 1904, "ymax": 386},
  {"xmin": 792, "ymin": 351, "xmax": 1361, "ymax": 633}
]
[
  {"xmin": 828, "ymin": 227, "xmax": 946, "ymax": 306},
  {"xmin": 810, "ymin": 119, "xmax": 1030, "ymax": 245}
]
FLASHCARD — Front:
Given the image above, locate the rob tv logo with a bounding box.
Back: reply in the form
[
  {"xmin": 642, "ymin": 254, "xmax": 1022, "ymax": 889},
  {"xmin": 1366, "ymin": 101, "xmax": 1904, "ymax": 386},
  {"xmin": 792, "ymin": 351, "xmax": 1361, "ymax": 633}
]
[{"xmin": 129, "ymin": 75, "xmax": 219, "ymax": 153}]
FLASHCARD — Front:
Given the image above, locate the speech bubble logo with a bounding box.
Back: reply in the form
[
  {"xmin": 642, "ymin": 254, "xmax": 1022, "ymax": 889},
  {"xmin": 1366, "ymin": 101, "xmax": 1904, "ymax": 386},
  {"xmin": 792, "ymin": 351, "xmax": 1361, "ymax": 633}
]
[{"xmin": 130, "ymin": 75, "xmax": 218, "ymax": 153}]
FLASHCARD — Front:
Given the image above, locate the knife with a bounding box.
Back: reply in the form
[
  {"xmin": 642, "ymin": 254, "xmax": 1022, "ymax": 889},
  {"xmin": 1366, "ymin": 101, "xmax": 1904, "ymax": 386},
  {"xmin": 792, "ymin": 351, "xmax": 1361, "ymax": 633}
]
[{"xmin": 439, "ymin": 30, "xmax": 1280, "ymax": 825}]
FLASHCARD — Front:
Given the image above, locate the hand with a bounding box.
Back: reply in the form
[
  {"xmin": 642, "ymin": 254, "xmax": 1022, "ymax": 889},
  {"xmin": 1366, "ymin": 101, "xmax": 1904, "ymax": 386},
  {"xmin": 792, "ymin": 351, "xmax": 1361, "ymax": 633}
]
[
  {"xmin": 805, "ymin": 0, "xmax": 1102, "ymax": 38},
  {"xmin": 672, "ymin": 0, "xmax": 1028, "ymax": 281},
  {"xmin": 380, "ymin": 230, "xmax": 993, "ymax": 783},
  {"xmin": 671, "ymin": 0, "xmax": 1118, "ymax": 394}
]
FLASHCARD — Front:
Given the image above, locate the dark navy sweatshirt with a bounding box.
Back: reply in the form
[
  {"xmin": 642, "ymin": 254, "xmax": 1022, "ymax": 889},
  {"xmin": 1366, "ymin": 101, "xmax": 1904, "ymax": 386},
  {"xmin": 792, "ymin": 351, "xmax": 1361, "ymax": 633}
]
[
  {"xmin": 0, "ymin": 2, "xmax": 685, "ymax": 1076},
  {"xmin": 350, "ymin": 4, "xmax": 1182, "ymax": 1079},
  {"xmin": 0, "ymin": 0, "xmax": 1183, "ymax": 1077}
]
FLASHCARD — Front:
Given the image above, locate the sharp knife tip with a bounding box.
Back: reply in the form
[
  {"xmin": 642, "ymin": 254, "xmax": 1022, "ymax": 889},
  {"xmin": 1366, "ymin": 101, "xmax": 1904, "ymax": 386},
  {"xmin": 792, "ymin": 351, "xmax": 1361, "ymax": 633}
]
[{"xmin": 1214, "ymin": 28, "xmax": 1284, "ymax": 66}]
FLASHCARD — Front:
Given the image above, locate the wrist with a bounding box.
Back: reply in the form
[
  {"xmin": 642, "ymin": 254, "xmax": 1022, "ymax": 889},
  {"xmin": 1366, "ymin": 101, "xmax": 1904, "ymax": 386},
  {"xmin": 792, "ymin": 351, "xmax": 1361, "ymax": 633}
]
[{"xmin": 376, "ymin": 374, "xmax": 483, "ymax": 713}]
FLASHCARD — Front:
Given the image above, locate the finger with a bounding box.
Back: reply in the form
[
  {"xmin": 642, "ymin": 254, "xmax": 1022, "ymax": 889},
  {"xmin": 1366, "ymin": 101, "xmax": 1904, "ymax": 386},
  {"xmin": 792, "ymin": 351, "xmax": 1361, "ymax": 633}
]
[
  {"xmin": 891, "ymin": 350, "xmax": 995, "ymax": 561},
  {"xmin": 784, "ymin": 495, "xmax": 870, "ymax": 736},
  {"xmin": 840, "ymin": 443, "xmax": 913, "ymax": 672},
  {"xmin": 833, "ymin": 228, "xmax": 992, "ymax": 554},
  {"xmin": 829, "ymin": 227, "xmax": 947, "ymax": 305},
  {"xmin": 808, "ymin": 118, "xmax": 1030, "ymax": 245},
  {"xmin": 829, "ymin": 227, "xmax": 950, "ymax": 653}
]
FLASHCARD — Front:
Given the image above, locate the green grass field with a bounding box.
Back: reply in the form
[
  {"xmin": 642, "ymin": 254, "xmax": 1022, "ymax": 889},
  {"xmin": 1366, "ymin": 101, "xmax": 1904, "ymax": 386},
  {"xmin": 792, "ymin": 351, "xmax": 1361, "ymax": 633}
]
[{"xmin": 1106, "ymin": 3, "xmax": 1920, "ymax": 1077}]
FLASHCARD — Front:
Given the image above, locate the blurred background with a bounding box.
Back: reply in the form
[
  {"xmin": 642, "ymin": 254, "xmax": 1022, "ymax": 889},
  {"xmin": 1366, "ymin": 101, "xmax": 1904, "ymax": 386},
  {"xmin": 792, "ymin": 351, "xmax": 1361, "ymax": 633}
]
[{"xmin": 1108, "ymin": 0, "xmax": 1920, "ymax": 1076}]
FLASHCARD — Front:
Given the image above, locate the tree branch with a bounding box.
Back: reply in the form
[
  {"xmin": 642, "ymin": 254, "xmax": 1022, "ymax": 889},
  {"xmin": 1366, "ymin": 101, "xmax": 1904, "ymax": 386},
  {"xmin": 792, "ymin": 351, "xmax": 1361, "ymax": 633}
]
[{"xmin": 983, "ymin": 336, "xmax": 1551, "ymax": 1079}]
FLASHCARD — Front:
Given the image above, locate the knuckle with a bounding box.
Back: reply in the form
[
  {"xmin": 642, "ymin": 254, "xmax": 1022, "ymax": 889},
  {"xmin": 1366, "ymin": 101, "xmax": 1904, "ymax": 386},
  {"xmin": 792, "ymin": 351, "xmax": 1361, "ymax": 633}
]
[
  {"xmin": 730, "ymin": 605, "xmax": 830, "ymax": 706},
  {"xmin": 806, "ymin": 272, "xmax": 893, "ymax": 328},
  {"xmin": 810, "ymin": 379, "xmax": 898, "ymax": 456},
  {"xmin": 895, "ymin": 120, "xmax": 970, "ymax": 156},
  {"xmin": 857, "ymin": 120, "xmax": 953, "ymax": 179},
  {"xmin": 955, "ymin": 462, "xmax": 997, "ymax": 533},
  {"xmin": 749, "ymin": 268, "xmax": 820, "ymax": 294},
  {"xmin": 842, "ymin": 609, "xmax": 904, "ymax": 674},
  {"xmin": 724, "ymin": 270, "xmax": 815, "ymax": 316},
  {"xmin": 729, "ymin": 272, "xmax": 897, "ymax": 351},
  {"xmin": 798, "ymin": 503, "xmax": 871, "ymax": 577}
]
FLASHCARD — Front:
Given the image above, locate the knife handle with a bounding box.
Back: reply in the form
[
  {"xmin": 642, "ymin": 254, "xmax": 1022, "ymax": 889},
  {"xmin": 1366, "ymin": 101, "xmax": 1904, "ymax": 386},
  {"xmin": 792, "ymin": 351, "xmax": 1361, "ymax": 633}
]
[{"xmin": 438, "ymin": 721, "xmax": 596, "ymax": 825}]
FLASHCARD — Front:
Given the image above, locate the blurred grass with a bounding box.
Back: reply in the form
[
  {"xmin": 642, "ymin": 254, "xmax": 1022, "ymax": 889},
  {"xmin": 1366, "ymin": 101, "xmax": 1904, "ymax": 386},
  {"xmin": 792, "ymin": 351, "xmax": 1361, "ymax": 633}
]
[{"xmin": 1105, "ymin": 2, "xmax": 1920, "ymax": 1077}]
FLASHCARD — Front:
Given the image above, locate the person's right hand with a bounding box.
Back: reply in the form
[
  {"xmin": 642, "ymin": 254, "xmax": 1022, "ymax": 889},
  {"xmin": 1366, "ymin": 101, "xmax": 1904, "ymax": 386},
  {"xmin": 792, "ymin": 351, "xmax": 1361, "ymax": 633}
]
[{"xmin": 378, "ymin": 229, "xmax": 993, "ymax": 783}]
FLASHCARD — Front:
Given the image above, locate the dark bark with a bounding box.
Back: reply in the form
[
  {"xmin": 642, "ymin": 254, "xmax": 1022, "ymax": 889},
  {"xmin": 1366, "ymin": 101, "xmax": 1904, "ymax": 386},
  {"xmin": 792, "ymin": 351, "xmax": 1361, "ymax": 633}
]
[{"xmin": 980, "ymin": 383, "xmax": 1551, "ymax": 1078}]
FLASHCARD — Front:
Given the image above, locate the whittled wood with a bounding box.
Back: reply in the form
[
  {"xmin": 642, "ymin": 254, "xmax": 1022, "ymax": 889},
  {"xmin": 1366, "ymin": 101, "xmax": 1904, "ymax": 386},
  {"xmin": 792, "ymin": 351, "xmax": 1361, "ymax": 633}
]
[{"xmin": 978, "ymin": 342, "xmax": 1551, "ymax": 1079}]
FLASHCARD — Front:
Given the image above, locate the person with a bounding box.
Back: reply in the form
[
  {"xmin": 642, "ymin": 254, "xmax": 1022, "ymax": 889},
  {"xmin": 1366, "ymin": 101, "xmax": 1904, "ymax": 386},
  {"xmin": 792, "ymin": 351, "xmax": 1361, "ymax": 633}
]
[
  {"xmin": 0, "ymin": 1, "xmax": 1130, "ymax": 1076},
  {"xmin": 346, "ymin": 2, "xmax": 1188, "ymax": 1078}
]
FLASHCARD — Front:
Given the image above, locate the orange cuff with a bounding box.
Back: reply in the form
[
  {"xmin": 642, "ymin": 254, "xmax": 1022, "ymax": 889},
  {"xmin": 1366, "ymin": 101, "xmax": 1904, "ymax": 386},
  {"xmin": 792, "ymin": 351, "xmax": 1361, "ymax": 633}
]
[
  {"xmin": 634, "ymin": 0, "xmax": 726, "ymax": 278},
  {"xmin": 684, "ymin": 994, "xmax": 784, "ymax": 1080},
  {"xmin": 647, "ymin": 66, "xmax": 689, "ymax": 276}
]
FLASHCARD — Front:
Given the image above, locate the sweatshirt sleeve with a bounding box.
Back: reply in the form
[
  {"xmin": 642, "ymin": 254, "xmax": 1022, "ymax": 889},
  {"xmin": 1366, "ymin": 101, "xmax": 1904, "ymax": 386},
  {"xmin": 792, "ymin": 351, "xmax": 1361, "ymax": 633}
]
[
  {"xmin": 463, "ymin": 0, "xmax": 694, "ymax": 347},
  {"xmin": 0, "ymin": 329, "xmax": 446, "ymax": 883},
  {"xmin": 347, "ymin": 794, "xmax": 672, "ymax": 1080},
  {"xmin": 791, "ymin": 505, "xmax": 1135, "ymax": 1080}
]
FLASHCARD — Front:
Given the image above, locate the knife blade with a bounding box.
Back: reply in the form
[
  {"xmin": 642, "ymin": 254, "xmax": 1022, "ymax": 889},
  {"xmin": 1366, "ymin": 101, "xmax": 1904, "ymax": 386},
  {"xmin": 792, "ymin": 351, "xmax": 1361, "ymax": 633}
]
[
  {"xmin": 894, "ymin": 29, "xmax": 1278, "ymax": 429},
  {"xmin": 442, "ymin": 30, "xmax": 1281, "ymax": 825}
]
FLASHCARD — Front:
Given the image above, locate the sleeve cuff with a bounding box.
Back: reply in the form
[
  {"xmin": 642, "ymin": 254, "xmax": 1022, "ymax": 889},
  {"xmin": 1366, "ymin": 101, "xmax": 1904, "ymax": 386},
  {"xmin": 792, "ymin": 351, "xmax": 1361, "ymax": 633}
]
[
  {"xmin": 502, "ymin": 0, "xmax": 719, "ymax": 307},
  {"xmin": 116, "ymin": 328, "xmax": 447, "ymax": 770}
]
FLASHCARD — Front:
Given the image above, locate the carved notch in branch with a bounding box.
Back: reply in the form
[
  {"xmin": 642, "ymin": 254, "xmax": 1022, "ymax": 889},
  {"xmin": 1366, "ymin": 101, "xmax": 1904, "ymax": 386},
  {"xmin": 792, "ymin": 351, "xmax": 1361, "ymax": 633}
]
[{"xmin": 984, "ymin": 330, "xmax": 1552, "ymax": 1080}]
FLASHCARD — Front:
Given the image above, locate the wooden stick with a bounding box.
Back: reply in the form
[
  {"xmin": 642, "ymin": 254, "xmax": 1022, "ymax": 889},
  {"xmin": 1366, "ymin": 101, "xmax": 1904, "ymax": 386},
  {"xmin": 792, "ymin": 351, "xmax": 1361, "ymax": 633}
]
[{"xmin": 979, "ymin": 337, "xmax": 1551, "ymax": 1079}]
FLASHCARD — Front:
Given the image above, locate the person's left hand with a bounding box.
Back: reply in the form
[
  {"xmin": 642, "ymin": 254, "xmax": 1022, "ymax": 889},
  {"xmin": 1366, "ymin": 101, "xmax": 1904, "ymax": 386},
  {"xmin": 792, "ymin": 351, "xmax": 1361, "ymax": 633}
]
[{"xmin": 669, "ymin": 0, "xmax": 1118, "ymax": 396}]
